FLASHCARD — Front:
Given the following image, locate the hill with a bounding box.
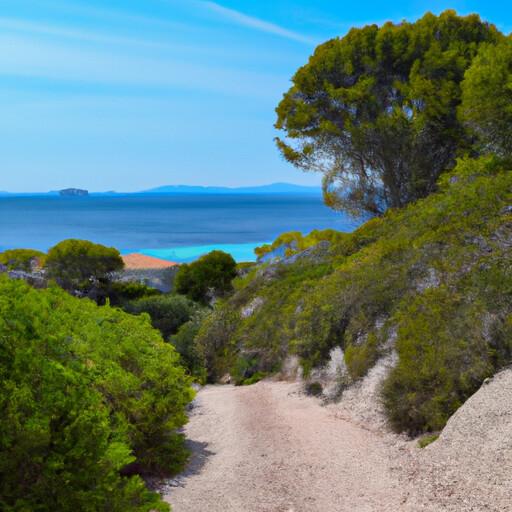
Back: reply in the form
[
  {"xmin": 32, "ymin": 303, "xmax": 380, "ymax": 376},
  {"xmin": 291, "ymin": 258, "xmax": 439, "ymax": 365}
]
[{"xmin": 195, "ymin": 157, "xmax": 512, "ymax": 435}]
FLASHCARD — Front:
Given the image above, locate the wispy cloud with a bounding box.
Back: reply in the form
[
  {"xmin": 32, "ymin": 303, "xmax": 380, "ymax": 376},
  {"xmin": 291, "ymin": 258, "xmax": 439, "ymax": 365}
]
[
  {"xmin": 198, "ymin": 1, "xmax": 315, "ymax": 44},
  {"xmin": 0, "ymin": 34, "xmax": 287, "ymax": 99}
]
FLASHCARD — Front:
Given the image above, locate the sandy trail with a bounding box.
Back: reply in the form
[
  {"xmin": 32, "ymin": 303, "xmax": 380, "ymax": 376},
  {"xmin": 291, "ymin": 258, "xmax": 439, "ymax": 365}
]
[{"xmin": 164, "ymin": 381, "xmax": 409, "ymax": 512}]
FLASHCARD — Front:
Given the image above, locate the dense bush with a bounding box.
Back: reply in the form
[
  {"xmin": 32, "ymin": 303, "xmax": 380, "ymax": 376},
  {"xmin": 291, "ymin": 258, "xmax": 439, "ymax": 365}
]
[
  {"xmin": 125, "ymin": 294, "xmax": 200, "ymax": 339},
  {"xmin": 0, "ymin": 277, "xmax": 194, "ymax": 511},
  {"xmin": 175, "ymin": 250, "xmax": 237, "ymax": 304},
  {"xmin": 276, "ymin": 10, "xmax": 503, "ymax": 215},
  {"xmin": 197, "ymin": 157, "xmax": 512, "ymax": 434},
  {"xmin": 170, "ymin": 310, "xmax": 210, "ymax": 383},
  {"xmin": 45, "ymin": 239, "xmax": 124, "ymax": 297},
  {"xmin": 106, "ymin": 281, "xmax": 161, "ymax": 307},
  {"xmin": 0, "ymin": 248, "xmax": 45, "ymax": 270}
]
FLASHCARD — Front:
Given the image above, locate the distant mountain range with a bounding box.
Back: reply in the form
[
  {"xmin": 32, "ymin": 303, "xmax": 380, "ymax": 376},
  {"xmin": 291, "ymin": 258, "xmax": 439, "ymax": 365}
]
[
  {"xmin": 0, "ymin": 183, "xmax": 322, "ymax": 196},
  {"xmin": 141, "ymin": 183, "xmax": 321, "ymax": 195}
]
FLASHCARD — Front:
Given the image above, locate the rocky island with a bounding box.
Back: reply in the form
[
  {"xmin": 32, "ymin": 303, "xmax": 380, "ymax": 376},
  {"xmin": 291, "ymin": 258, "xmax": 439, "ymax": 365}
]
[{"xmin": 59, "ymin": 188, "xmax": 89, "ymax": 197}]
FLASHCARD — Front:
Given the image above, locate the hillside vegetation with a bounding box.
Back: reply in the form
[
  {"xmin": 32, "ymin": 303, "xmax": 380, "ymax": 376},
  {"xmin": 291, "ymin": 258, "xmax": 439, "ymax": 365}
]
[
  {"xmin": 197, "ymin": 157, "xmax": 512, "ymax": 434},
  {"xmin": 0, "ymin": 277, "xmax": 193, "ymax": 512}
]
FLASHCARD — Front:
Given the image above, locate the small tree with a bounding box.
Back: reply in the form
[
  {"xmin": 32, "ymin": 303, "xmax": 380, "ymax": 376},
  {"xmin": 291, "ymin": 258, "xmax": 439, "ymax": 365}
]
[
  {"xmin": 275, "ymin": 11, "xmax": 502, "ymax": 216},
  {"xmin": 45, "ymin": 239, "xmax": 123, "ymax": 295},
  {"xmin": 174, "ymin": 250, "xmax": 237, "ymax": 304},
  {"xmin": 460, "ymin": 40, "xmax": 512, "ymax": 158},
  {"xmin": 0, "ymin": 248, "xmax": 45, "ymax": 271}
]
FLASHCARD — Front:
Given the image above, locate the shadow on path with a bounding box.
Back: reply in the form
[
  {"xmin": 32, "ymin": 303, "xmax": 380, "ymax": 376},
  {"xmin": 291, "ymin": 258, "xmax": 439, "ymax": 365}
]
[{"xmin": 165, "ymin": 439, "xmax": 215, "ymax": 489}]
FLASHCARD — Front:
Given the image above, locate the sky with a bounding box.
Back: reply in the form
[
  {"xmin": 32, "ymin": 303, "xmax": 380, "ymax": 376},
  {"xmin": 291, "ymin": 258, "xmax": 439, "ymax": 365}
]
[{"xmin": 1, "ymin": 1, "xmax": 511, "ymax": 192}]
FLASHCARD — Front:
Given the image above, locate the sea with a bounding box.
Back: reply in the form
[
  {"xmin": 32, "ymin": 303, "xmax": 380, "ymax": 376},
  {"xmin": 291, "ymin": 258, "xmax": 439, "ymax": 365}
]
[{"xmin": 0, "ymin": 194, "xmax": 359, "ymax": 262}]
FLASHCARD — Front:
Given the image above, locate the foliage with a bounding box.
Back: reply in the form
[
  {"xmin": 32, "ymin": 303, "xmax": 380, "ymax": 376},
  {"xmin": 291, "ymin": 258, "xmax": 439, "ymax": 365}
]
[
  {"xmin": 0, "ymin": 248, "xmax": 45, "ymax": 271},
  {"xmin": 106, "ymin": 281, "xmax": 161, "ymax": 307},
  {"xmin": 254, "ymin": 229, "xmax": 346, "ymax": 260},
  {"xmin": 418, "ymin": 433, "xmax": 439, "ymax": 448},
  {"xmin": 230, "ymin": 355, "xmax": 269, "ymax": 385},
  {"xmin": 174, "ymin": 250, "xmax": 237, "ymax": 304},
  {"xmin": 382, "ymin": 287, "xmax": 500, "ymax": 434},
  {"xmin": 275, "ymin": 11, "xmax": 502, "ymax": 216},
  {"xmin": 45, "ymin": 239, "xmax": 124, "ymax": 296},
  {"xmin": 197, "ymin": 157, "xmax": 512, "ymax": 434},
  {"xmin": 0, "ymin": 277, "xmax": 194, "ymax": 511},
  {"xmin": 125, "ymin": 294, "xmax": 199, "ymax": 339},
  {"xmin": 344, "ymin": 333, "xmax": 380, "ymax": 381},
  {"xmin": 460, "ymin": 40, "xmax": 512, "ymax": 157},
  {"xmin": 169, "ymin": 310, "xmax": 209, "ymax": 383},
  {"xmin": 194, "ymin": 305, "xmax": 240, "ymax": 382}
]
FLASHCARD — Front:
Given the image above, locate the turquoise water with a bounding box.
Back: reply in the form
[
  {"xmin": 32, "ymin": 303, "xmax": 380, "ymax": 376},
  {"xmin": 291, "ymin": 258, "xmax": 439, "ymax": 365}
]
[
  {"xmin": 0, "ymin": 194, "xmax": 360, "ymax": 262},
  {"xmin": 141, "ymin": 242, "xmax": 271, "ymax": 263}
]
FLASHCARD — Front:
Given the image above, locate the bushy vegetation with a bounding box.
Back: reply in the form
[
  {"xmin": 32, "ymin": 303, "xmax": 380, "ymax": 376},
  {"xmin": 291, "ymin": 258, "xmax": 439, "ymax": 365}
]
[
  {"xmin": 0, "ymin": 277, "xmax": 193, "ymax": 511},
  {"xmin": 106, "ymin": 281, "xmax": 161, "ymax": 307},
  {"xmin": 175, "ymin": 250, "xmax": 237, "ymax": 304},
  {"xmin": 0, "ymin": 248, "xmax": 45, "ymax": 270},
  {"xmin": 275, "ymin": 10, "xmax": 503, "ymax": 216},
  {"xmin": 197, "ymin": 157, "xmax": 512, "ymax": 434},
  {"xmin": 124, "ymin": 294, "xmax": 200, "ymax": 339},
  {"xmin": 45, "ymin": 239, "xmax": 124, "ymax": 298},
  {"xmin": 460, "ymin": 39, "xmax": 512, "ymax": 157},
  {"xmin": 254, "ymin": 229, "xmax": 346, "ymax": 260},
  {"xmin": 170, "ymin": 310, "xmax": 209, "ymax": 383}
]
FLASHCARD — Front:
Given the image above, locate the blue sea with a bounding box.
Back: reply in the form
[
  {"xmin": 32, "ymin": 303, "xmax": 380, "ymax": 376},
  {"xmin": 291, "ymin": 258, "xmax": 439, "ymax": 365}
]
[{"xmin": 0, "ymin": 194, "xmax": 359, "ymax": 262}]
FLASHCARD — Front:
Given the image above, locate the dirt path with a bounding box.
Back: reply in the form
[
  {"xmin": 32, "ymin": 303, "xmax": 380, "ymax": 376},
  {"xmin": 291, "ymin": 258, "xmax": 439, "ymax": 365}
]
[{"xmin": 164, "ymin": 381, "xmax": 409, "ymax": 512}]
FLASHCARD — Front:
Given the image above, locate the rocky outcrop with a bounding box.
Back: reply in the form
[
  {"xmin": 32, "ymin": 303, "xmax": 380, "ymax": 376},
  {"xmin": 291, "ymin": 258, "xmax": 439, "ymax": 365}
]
[{"xmin": 405, "ymin": 368, "xmax": 512, "ymax": 511}]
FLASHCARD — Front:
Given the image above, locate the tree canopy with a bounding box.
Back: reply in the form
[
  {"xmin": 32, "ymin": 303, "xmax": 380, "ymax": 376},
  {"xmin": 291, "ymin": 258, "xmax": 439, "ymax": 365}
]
[
  {"xmin": 460, "ymin": 39, "xmax": 512, "ymax": 158},
  {"xmin": 174, "ymin": 250, "xmax": 237, "ymax": 304},
  {"xmin": 275, "ymin": 10, "xmax": 502, "ymax": 216},
  {"xmin": 0, "ymin": 248, "xmax": 45, "ymax": 271},
  {"xmin": 45, "ymin": 239, "xmax": 124, "ymax": 294}
]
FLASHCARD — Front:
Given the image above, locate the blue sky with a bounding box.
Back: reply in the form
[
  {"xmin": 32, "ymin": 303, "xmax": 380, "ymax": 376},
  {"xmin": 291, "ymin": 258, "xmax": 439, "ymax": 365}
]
[{"xmin": 1, "ymin": 1, "xmax": 510, "ymax": 192}]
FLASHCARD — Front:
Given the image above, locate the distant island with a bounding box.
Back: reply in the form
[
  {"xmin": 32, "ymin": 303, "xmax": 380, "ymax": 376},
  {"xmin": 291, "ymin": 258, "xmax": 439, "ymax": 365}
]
[{"xmin": 59, "ymin": 188, "xmax": 89, "ymax": 197}]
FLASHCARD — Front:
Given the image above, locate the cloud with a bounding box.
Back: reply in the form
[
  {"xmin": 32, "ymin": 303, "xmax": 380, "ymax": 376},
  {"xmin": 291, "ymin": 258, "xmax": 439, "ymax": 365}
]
[
  {"xmin": 198, "ymin": 1, "xmax": 314, "ymax": 44},
  {"xmin": 0, "ymin": 34, "xmax": 287, "ymax": 99}
]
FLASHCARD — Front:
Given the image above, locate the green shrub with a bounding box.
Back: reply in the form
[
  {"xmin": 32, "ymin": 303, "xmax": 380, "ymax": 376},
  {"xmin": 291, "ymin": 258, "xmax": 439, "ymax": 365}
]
[
  {"xmin": 418, "ymin": 434, "xmax": 440, "ymax": 448},
  {"xmin": 45, "ymin": 239, "xmax": 123, "ymax": 295},
  {"xmin": 255, "ymin": 229, "xmax": 346, "ymax": 260},
  {"xmin": 175, "ymin": 250, "xmax": 237, "ymax": 304},
  {"xmin": 125, "ymin": 294, "xmax": 199, "ymax": 339},
  {"xmin": 170, "ymin": 311, "xmax": 209, "ymax": 383},
  {"xmin": 382, "ymin": 287, "xmax": 501, "ymax": 434},
  {"xmin": 0, "ymin": 276, "xmax": 193, "ymax": 511},
  {"xmin": 242, "ymin": 372, "xmax": 267, "ymax": 386},
  {"xmin": 107, "ymin": 281, "xmax": 161, "ymax": 307},
  {"xmin": 231, "ymin": 355, "xmax": 260, "ymax": 385},
  {"xmin": 344, "ymin": 333, "xmax": 380, "ymax": 380},
  {"xmin": 0, "ymin": 248, "xmax": 45, "ymax": 270},
  {"xmin": 195, "ymin": 305, "xmax": 239, "ymax": 382}
]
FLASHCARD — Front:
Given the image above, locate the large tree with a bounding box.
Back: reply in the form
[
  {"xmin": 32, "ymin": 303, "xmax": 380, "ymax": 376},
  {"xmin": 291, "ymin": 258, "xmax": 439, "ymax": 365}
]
[{"xmin": 275, "ymin": 10, "xmax": 502, "ymax": 216}]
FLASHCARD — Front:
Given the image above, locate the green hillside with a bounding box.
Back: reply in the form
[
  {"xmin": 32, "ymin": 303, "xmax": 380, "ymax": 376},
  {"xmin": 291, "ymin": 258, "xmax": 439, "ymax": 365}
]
[{"xmin": 197, "ymin": 157, "xmax": 512, "ymax": 434}]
